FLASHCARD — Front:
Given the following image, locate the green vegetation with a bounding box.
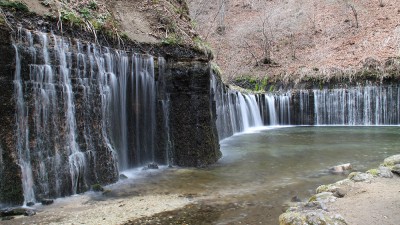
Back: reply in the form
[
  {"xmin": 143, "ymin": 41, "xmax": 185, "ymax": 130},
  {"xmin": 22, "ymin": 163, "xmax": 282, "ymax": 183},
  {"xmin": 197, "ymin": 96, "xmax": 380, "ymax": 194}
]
[
  {"xmin": 91, "ymin": 183, "xmax": 104, "ymax": 192},
  {"xmin": 193, "ymin": 37, "xmax": 214, "ymax": 56},
  {"xmin": 61, "ymin": 9, "xmax": 83, "ymax": 26},
  {"xmin": 162, "ymin": 33, "xmax": 183, "ymax": 45},
  {"xmin": 0, "ymin": 13, "xmax": 5, "ymax": 25},
  {"xmin": 367, "ymin": 168, "xmax": 379, "ymax": 176},
  {"xmin": 233, "ymin": 76, "xmax": 270, "ymax": 92},
  {"xmin": 0, "ymin": 0, "xmax": 28, "ymax": 11},
  {"xmin": 211, "ymin": 62, "xmax": 222, "ymax": 76}
]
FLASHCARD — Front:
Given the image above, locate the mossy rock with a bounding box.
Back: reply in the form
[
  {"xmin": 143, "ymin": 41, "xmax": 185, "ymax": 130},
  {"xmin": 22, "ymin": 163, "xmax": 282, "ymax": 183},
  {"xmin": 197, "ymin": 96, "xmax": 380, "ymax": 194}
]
[
  {"xmin": 308, "ymin": 192, "xmax": 336, "ymax": 204},
  {"xmin": 0, "ymin": 1, "xmax": 28, "ymax": 11},
  {"xmin": 316, "ymin": 184, "xmax": 337, "ymax": 194},
  {"xmin": 383, "ymin": 155, "xmax": 400, "ymax": 167},
  {"xmin": 91, "ymin": 183, "xmax": 104, "ymax": 192},
  {"xmin": 367, "ymin": 168, "xmax": 379, "ymax": 176},
  {"xmin": 348, "ymin": 172, "xmax": 373, "ymax": 182},
  {"xmin": 279, "ymin": 210, "xmax": 348, "ymax": 225}
]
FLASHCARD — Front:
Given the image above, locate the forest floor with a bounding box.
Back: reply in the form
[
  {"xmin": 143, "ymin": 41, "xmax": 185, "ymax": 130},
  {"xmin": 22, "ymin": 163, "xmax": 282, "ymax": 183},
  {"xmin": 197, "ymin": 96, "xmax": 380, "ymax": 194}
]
[{"xmin": 189, "ymin": 0, "xmax": 400, "ymax": 82}]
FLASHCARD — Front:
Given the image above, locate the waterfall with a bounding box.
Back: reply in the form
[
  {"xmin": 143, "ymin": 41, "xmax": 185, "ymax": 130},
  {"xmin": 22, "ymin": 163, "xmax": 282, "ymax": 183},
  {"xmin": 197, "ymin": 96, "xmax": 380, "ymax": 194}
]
[
  {"xmin": 211, "ymin": 74, "xmax": 264, "ymax": 140},
  {"xmin": 11, "ymin": 29, "xmax": 161, "ymax": 204},
  {"xmin": 265, "ymin": 95, "xmax": 278, "ymax": 125},
  {"xmin": 213, "ymin": 76, "xmax": 400, "ymax": 141},
  {"xmin": 14, "ymin": 43, "xmax": 36, "ymax": 205},
  {"xmin": 158, "ymin": 57, "xmax": 173, "ymax": 165},
  {"xmin": 313, "ymin": 85, "xmax": 400, "ymax": 125}
]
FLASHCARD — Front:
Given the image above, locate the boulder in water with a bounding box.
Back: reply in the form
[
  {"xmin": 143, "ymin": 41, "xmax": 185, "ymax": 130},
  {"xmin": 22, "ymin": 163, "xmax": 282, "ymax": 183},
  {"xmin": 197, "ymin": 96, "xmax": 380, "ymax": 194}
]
[
  {"xmin": 119, "ymin": 174, "xmax": 128, "ymax": 180},
  {"xmin": 0, "ymin": 207, "xmax": 36, "ymax": 217},
  {"xmin": 26, "ymin": 202, "xmax": 35, "ymax": 207},
  {"xmin": 329, "ymin": 163, "xmax": 352, "ymax": 174},
  {"xmin": 24, "ymin": 209, "xmax": 36, "ymax": 216},
  {"xmin": 147, "ymin": 162, "xmax": 159, "ymax": 170},
  {"xmin": 41, "ymin": 199, "xmax": 54, "ymax": 205}
]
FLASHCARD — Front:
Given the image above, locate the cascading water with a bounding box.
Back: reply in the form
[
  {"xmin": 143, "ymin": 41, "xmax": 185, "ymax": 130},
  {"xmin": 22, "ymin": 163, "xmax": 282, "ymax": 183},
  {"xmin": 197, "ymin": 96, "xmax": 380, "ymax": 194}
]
[
  {"xmin": 212, "ymin": 73, "xmax": 400, "ymax": 140},
  {"xmin": 11, "ymin": 29, "xmax": 162, "ymax": 204},
  {"xmin": 312, "ymin": 85, "xmax": 400, "ymax": 125},
  {"xmin": 211, "ymin": 74, "xmax": 264, "ymax": 140},
  {"xmin": 14, "ymin": 32, "xmax": 36, "ymax": 205}
]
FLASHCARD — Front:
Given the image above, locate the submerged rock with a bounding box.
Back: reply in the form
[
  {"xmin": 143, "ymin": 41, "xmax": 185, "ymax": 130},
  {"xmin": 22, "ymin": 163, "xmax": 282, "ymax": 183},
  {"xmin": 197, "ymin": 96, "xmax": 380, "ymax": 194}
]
[
  {"xmin": 26, "ymin": 202, "xmax": 35, "ymax": 207},
  {"xmin": 348, "ymin": 172, "xmax": 373, "ymax": 182},
  {"xmin": 145, "ymin": 163, "xmax": 159, "ymax": 170},
  {"xmin": 24, "ymin": 209, "xmax": 36, "ymax": 216},
  {"xmin": 329, "ymin": 163, "xmax": 352, "ymax": 174},
  {"xmin": 291, "ymin": 196, "xmax": 302, "ymax": 202},
  {"xmin": 119, "ymin": 174, "xmax": 128, "ymax": 180},
  {"xmin": 41, "ymin": 199, "xmax": 54, "ymax": 205}
]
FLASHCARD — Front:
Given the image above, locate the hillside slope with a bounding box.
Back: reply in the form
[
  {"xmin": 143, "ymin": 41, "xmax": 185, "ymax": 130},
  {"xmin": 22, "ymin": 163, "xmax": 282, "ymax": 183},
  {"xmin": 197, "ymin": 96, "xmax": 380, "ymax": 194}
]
[
  {"xmin": 14, "ymin": 0, "xmax": 197, "ymax": 46},
  {"xmin": 189, "ymin": 0, "xmax": 400, "ymax": 83}
]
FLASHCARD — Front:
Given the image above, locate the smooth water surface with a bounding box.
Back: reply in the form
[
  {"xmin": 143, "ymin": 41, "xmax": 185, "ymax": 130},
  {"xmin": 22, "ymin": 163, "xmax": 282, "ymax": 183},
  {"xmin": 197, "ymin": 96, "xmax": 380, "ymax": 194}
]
[{"xmin": 109, "ymin": 126, "xmax": 400, "ymax": 224}]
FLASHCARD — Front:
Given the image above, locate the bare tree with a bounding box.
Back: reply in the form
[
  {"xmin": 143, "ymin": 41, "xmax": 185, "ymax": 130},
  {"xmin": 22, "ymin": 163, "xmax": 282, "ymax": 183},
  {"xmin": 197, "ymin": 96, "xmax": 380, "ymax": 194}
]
[
  {"xmin": 217, "ymin": 0, "xmax": 227, "ymax": 34},
  {"xmin": 260, "ymin": 15, "xmax": 274, "ymax": 64},
  {"xmin": 289, "ymin": 32, "xmax": 297, "ymax": 60},
  {"xmin": 343, "ymin": 1, "xmax": 359, "ymax": 28},
  {"xmin": 349, "ymin": 5, "xmax": 358, "ymax": 28}
]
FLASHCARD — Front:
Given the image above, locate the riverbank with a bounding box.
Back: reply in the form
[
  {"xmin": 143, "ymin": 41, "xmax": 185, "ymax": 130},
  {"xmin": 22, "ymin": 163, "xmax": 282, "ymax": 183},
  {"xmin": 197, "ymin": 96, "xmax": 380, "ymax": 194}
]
[
  {"xmin": 0, "ymin": 193, "xmax": 191, "ymax": 224},
  {"xmin": 327, "ymin": 176, "xmax": 400, "ymax": 225},
  {"xmin": 279, "ymin": 154, "xmax": 400, "ymax": 225}
]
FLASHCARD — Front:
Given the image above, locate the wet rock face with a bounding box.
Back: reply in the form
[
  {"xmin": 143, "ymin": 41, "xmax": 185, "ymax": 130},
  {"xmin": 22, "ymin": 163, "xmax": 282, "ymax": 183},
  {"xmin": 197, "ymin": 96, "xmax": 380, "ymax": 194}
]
[
  {"xmin": 164, "ymin": 61, "xmax": 221, "ymax": 167},
  {"xmin": 0, "ymin": 24, "xmax": 23, "ymax": 205}
]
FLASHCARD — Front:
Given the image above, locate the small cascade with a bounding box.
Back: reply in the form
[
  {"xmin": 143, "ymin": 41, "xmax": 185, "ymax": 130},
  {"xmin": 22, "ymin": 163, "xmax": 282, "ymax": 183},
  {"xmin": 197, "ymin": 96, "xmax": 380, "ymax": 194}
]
[
  {"xmin": 265, "ymin": 95, "xmax": 278, "ymax": 125},
  {"xmin": 13, "ymin": 39, "xmax": 36, "ymax": 204},
  {"xmin": 158, "ymin": 57, "xmax": 173, "ymax": 165},
  {"xmin": 211, "ymin": 74, "xmax": 264, "ymax": 140}
]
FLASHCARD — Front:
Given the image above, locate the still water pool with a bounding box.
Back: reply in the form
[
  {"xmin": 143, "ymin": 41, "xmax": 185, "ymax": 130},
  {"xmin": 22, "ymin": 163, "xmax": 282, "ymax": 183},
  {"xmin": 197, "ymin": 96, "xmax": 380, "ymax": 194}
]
[{"xmin": 114, "ymin": 126, "xmax": 400, "ymax": 224}]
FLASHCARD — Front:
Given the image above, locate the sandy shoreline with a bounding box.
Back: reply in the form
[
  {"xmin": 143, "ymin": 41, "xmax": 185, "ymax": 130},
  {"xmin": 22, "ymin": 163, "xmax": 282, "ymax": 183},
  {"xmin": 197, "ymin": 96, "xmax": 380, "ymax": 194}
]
[
  {"xmin": 1, "ymin": 193, "xmax": 191, "ymax": 225},
  {"xmin": 327, "ymin": 176, "xmax": 400, "ymax": 225}
]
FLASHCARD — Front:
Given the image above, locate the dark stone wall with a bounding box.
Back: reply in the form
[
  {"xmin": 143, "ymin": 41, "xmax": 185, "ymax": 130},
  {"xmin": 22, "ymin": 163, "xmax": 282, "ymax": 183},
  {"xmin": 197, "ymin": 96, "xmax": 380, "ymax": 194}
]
[
  {"xmin": 163, "ymin": 61, "xmax": 221, "ymax": 167},
  {"xmin": 0, "ymin": 24, "xmax": 24, "ymax": 205}
]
